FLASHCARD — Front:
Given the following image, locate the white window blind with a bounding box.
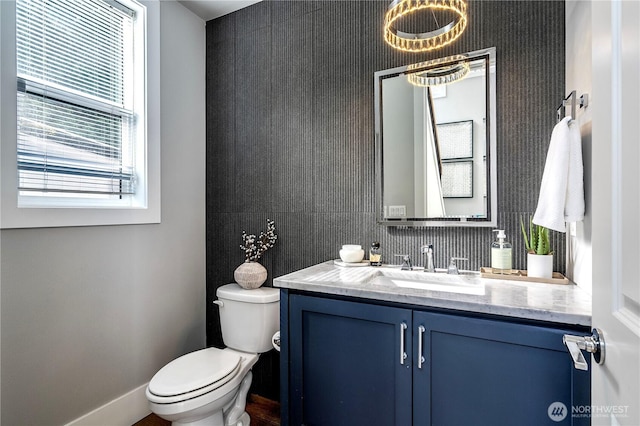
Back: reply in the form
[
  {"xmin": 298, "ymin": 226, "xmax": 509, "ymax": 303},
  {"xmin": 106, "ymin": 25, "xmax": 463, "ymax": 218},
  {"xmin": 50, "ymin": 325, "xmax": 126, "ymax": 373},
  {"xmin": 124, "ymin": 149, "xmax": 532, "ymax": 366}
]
[{"xmin": 16, "ymin": 0, "xmax": 137, "ymax": 196}]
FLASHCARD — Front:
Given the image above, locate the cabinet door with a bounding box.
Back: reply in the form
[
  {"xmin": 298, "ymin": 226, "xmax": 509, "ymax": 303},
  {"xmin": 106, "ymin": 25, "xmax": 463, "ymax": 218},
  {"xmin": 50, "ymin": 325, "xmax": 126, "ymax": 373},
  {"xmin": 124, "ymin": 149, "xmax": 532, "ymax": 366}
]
[
  {"xmin": 289, "ymin": 294, "xmax": 412, "ymax": 426},
  {"xmin": 413, "ymin": 311, "xmax": 590, "ymax": 426}
]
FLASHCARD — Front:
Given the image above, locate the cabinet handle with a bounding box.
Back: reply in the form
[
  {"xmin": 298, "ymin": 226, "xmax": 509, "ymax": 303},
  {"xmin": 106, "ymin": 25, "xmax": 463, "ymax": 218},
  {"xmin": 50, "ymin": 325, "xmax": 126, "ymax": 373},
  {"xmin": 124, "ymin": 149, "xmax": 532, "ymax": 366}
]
[
  {"xmin": 399, "ymin": 322, "xmax": 408, "ymax": 365},
  {"xmin": 418, "ymin": 325, "xmax": 426, "ymax": 369}
]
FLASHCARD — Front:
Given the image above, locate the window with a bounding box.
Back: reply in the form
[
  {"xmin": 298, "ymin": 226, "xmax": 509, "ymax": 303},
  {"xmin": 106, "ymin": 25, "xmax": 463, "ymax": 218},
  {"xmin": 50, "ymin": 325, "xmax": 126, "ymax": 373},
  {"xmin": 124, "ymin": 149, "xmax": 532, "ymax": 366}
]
[{"xmin": 16, "ymin": 0, "xmax": 145, "ymax": 206}]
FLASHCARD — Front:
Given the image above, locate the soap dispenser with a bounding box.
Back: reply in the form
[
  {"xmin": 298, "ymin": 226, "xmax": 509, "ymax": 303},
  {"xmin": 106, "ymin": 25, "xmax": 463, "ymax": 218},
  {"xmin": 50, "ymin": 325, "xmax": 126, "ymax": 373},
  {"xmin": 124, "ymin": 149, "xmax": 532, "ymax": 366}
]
[
  {"xmin": 369, "ymin": 242, "xmax": 382, "ymax": 266},
  {"xmin": 491, "ymin": 229, "xmax": 512, "ymax": 274}
]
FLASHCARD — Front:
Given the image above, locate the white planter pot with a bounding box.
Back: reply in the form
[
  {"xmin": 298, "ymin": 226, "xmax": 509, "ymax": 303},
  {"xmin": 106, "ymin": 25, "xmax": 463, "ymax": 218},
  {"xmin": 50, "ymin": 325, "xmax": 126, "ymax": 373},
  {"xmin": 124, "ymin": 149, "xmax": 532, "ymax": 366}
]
[{"xmin": 527, "ymin": 253, "xmax": 553, "ymax": 279}]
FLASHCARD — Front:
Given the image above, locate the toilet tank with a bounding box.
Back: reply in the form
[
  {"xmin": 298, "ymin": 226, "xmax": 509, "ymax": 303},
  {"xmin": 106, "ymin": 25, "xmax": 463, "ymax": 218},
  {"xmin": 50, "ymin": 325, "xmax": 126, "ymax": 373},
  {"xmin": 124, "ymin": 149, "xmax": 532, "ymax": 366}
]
[{"xmin": 216, "ymin": 284, "xmax": 280, "ymax": 353}]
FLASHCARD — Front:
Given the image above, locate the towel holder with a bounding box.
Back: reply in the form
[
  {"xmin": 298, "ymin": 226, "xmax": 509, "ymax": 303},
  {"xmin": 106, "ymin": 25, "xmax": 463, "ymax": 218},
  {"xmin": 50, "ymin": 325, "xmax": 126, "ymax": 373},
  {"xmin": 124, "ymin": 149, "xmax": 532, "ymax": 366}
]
[{"xmin": 557, "ymin": 90, "xmax": 589, "ymax": 122}]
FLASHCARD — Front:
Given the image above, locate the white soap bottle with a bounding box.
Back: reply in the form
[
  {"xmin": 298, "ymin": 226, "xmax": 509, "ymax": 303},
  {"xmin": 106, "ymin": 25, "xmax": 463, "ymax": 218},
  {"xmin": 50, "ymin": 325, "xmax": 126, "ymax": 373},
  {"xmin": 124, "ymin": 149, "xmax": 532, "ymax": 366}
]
[{"xmin": 491, "ymin": 229, "xmax": 513, "ymax": 274}]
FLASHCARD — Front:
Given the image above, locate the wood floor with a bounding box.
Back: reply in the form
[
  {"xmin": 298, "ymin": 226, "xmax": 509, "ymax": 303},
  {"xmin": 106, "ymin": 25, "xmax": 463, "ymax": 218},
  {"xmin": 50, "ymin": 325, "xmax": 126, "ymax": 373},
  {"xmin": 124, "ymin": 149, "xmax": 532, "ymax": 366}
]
[{"xmin": 133, "ymin": 394, "xmax": 280, "ymax": 426}]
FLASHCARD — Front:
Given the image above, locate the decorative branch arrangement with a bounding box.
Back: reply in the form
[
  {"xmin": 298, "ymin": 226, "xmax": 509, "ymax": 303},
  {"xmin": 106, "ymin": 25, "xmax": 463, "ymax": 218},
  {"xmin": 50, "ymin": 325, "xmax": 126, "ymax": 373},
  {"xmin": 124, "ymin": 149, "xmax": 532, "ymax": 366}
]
[{"xmin": 240, "ymin": 219, "xmax": 278, "ymax": 262}]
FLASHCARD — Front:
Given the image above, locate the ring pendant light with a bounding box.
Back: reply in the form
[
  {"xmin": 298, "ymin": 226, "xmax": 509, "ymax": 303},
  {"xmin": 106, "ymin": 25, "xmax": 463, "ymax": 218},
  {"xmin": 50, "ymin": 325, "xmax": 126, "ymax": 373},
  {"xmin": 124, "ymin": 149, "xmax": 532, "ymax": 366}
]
[{"xmin": 384, "ymin": 0, "xmax": 468, "ymax": 53}]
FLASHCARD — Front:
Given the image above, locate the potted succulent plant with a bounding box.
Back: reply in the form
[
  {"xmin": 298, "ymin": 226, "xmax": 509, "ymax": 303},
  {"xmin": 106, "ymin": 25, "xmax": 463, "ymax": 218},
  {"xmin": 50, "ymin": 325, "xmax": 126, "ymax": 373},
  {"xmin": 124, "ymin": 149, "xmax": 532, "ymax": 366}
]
[
  {"xmin": 234, "ymin": 219, "xmax": 278, "ymax": 289},
  {"xmin": 520, "ymin": 216, "xmax": 554, "ymax": 279}
]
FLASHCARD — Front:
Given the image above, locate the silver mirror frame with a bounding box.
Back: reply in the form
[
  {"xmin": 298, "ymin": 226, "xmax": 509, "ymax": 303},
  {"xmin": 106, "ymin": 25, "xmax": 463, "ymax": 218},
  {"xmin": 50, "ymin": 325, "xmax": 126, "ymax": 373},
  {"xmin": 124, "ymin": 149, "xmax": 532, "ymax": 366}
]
[{"xmin": 374, "ymin": 46, "xmax": 497, "ymax": 227}]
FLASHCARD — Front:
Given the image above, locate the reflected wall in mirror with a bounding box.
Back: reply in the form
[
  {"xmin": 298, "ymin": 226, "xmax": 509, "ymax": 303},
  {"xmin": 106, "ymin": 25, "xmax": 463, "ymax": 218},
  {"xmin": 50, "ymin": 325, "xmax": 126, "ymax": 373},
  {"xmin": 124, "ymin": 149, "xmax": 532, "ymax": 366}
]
[{"xmin": 375, "ymin": 47, "xmax": 497, "ymax": 227}]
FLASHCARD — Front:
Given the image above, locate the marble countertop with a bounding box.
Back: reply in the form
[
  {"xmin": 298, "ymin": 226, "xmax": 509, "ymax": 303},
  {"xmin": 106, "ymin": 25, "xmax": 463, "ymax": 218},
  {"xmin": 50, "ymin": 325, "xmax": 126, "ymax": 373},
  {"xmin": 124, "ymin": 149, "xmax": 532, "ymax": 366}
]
[{"xmin": 273, "ymin": 261, "xmax": 592, "ymax": 327}]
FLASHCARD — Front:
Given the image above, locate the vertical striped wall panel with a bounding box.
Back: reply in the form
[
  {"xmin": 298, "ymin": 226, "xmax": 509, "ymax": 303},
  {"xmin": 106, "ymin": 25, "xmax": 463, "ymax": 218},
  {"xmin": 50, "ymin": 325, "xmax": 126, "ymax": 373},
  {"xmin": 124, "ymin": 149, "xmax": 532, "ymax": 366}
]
[{"xmin": 206, "ymin": 0, "xmax": 566, "ymax": 399}]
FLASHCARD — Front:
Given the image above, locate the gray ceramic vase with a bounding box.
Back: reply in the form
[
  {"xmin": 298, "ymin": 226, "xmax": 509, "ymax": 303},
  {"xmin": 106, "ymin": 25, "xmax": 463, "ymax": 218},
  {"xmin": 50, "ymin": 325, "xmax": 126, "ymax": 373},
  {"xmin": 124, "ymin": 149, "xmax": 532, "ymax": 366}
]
[{"xmin": 234, "ymin": 261, "xmax": 268, "ymax": 289}]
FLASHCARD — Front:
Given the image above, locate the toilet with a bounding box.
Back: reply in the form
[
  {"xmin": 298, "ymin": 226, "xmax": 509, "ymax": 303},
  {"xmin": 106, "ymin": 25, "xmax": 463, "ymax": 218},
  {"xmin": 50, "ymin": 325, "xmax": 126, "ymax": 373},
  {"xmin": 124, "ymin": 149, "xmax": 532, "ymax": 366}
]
[{"xmin": 146, "ymin": 284, "xmax": 280, "ymax": 426}]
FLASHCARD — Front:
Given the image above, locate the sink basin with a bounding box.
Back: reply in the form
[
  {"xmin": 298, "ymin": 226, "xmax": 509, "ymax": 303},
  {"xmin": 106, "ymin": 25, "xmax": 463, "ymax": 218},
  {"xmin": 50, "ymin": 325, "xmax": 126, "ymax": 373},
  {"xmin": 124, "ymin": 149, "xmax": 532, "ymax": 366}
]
[{"xmin": 370, "ymin": 268, "xmax": 485, "ymax": 295}]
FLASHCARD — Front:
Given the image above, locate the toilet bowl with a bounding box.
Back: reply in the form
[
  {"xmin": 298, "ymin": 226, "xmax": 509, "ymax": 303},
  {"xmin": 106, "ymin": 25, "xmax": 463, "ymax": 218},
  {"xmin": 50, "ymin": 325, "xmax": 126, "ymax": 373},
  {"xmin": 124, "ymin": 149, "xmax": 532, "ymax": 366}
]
[
  {"xmin": 146, "ymin": 284, "xmax": 279, "ymax": 426},
  {"xmin": 146, "ymin": 348, "xmax": 257, "ymax": 426}
]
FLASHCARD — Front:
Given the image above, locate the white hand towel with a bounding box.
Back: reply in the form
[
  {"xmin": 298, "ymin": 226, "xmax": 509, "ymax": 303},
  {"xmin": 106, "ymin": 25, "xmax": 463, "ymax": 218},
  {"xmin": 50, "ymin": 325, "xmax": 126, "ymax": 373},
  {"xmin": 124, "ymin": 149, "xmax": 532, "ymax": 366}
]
[{"xmin": 533, "ymin": 116, "xmax": 584, "ymax": 232}]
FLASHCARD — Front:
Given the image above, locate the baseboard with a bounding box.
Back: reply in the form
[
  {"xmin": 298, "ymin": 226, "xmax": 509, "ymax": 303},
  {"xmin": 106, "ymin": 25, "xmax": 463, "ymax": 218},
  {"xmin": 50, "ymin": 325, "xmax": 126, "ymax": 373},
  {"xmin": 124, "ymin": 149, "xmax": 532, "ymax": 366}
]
[{"xmin": 65, "ymin": 383, "xmax": 151, "ymax": 426}]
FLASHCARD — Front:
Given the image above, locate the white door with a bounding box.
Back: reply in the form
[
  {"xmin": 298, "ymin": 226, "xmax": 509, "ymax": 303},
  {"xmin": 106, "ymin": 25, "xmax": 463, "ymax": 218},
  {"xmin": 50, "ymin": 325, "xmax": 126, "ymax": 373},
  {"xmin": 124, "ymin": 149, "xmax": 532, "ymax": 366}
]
[{"xmin": 591, "ymin": 0, "xmax": 640, "ymax": 424}]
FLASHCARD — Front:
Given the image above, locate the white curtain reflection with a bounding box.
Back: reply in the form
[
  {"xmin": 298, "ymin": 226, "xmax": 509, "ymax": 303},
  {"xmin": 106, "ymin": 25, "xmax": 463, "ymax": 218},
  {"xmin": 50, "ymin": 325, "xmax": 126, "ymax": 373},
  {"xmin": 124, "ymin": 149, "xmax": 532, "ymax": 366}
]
[{"xmin": 417, "ymin": 87, "xmax": 446, "ymax": 218}]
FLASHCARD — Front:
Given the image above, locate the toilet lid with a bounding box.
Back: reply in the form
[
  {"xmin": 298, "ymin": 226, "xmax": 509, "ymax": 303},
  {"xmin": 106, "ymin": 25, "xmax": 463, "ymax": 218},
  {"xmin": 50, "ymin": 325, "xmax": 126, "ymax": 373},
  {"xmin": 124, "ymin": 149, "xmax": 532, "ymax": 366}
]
[{"xmin": 148, "ymin": 348, "xmax": 241, "ymax": 397}]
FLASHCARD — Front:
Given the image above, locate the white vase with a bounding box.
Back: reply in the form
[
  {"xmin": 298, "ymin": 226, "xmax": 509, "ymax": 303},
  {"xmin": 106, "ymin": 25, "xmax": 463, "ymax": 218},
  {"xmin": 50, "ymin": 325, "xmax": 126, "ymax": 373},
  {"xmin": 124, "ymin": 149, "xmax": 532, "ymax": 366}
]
[
  {"xmin": 234, "ymin": 261, "xmax": 268, "ymax": 289},
  {"xmin": 527, "ymin": 253, "xmax": 553, "ymax": 279}
]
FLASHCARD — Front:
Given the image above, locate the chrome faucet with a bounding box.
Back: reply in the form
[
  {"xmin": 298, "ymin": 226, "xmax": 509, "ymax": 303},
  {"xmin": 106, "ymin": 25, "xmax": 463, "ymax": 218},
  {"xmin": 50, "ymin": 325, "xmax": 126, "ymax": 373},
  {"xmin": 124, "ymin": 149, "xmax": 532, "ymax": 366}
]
[
  {"xmin": 395, "ymin": 254, "xmax": 413, "ymax": 271},
  {"xmin": 447, "ymin": 257, "xmax": 468, "ymax": 275},
  {"xmin": 420, "ymin": 244, "xmax": 435, "ymax": 272}
]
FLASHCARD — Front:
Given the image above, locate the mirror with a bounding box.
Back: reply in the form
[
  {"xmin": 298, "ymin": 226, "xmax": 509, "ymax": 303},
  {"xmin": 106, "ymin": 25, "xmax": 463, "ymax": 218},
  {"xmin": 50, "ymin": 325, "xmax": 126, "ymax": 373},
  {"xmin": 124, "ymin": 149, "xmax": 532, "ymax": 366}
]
[{"xmin": 375, "ymin": 47, "xmax": 497, "ymax": 227}]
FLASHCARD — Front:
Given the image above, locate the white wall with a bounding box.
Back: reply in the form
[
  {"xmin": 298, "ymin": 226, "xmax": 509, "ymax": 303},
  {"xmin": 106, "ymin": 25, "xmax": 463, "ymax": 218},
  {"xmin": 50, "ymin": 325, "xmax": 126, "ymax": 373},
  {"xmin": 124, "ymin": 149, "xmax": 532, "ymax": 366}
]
[
  {"xmin": 434, "ymin": 74, "xmax": 487, "ymax": 217},
  {"xmin": 0, "ymin": 1, "xmax": 206, "ymax": 424},
  {"xmin": 382, "ymin": 77, "xmax": 416, "ymax": 216},
  {"xmin": 565, "ymin": 0, "xmax": 592, "ymax": 292}
]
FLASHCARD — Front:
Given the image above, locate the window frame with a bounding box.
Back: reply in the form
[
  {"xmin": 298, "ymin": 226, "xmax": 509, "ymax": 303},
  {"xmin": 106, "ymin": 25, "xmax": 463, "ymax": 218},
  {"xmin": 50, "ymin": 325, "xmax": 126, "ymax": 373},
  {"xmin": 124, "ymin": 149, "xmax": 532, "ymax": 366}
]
[{"xmin": 0, "ymin": 0, "xmax": 160, "ymax": 228}]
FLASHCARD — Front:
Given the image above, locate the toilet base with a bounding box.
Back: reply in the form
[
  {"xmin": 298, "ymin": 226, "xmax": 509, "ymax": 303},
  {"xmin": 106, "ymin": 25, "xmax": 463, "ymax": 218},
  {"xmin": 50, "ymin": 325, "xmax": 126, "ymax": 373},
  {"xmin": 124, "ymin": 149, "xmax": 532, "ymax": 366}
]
[
  {"xmin": 172, "ymin": 411, "xmax": 223, "ymax": 426},
  {"xmin": 168, "ymin": 406, "xmax": 250, "ymax": 426},
  {"xmin": 231, "ymin": 412, "xmax": 250, "ymax": 426},
  {"xmin": 171, "ymin": 411, "xmax": 249, "ymax": 426}
]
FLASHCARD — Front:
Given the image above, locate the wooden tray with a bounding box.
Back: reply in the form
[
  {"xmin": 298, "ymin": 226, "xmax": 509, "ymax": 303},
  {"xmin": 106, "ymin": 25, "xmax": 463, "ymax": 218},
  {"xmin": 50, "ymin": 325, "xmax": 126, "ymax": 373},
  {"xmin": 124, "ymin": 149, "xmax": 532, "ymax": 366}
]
[{"xmin": 480, "ymin": 267, "xmax": 571, "ymax": 285}]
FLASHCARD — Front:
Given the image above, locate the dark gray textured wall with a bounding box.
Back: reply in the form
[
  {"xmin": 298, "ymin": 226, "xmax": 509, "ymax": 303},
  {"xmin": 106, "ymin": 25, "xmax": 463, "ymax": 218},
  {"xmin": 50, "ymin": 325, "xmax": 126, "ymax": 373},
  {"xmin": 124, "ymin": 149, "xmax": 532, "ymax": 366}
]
[{"xmin": 206, "ymin": 0, "xmax": 565, "ymax": 399}]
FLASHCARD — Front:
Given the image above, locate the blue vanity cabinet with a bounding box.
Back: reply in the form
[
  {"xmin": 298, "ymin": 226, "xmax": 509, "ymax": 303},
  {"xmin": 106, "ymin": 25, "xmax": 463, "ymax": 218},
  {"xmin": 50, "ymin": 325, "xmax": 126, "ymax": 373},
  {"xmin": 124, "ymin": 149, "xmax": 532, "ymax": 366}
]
[
  {"xmin": 412, "ymin": 311, "xmax": 591, "ymax": 426},
  {"xmin": 287, "ymin": 293, "xmax": 413, "ymax": 426},
  {"xmin": 282, "ymin": 291, "xmax": 591, "ymax": 426}
]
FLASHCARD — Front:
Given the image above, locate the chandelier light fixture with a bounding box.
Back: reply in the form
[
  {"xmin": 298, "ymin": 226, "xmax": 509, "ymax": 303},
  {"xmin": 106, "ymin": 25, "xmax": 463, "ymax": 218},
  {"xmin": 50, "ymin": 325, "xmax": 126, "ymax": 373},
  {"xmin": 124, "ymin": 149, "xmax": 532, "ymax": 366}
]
[
  {"xmin": 384, "ymin": 0, "xmax": 468, "ymax": 53},
  {"xmin": 407, "ymin": 55, "xmax": 470, "ymax": 87}
]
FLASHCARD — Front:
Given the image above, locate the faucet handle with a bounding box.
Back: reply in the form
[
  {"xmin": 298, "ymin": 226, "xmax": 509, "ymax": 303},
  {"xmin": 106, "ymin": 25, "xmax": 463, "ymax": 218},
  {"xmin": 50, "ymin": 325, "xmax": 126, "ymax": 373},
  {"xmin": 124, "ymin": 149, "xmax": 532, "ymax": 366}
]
[
  {"xmin": 394, "ymin": 254, "xmax": 413, "ymax": 271},
  {"xmin": 447, "ymin": 257, "xmax": 468, "ymax": 275}
]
